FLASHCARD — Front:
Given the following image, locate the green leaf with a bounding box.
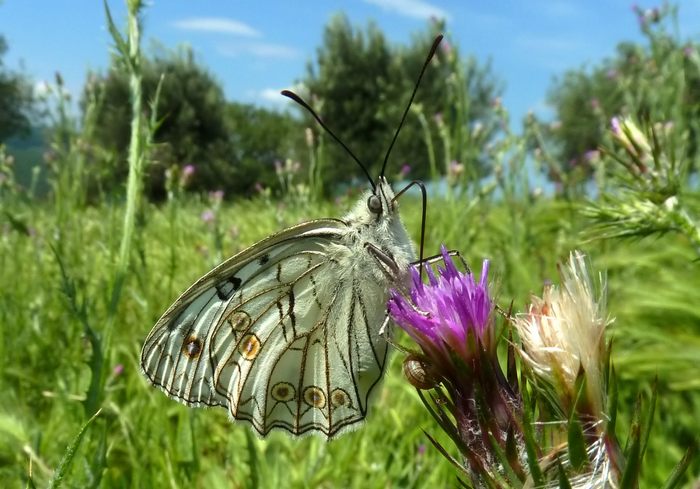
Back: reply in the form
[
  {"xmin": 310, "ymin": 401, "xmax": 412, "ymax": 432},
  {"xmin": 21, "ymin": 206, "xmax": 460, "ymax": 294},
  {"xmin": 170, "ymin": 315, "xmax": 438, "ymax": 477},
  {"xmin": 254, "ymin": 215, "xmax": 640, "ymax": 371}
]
[
  {"xmin": 660, "ymin": 441, "xmax": 696, "ymax": 489},
  {"xmin": 520, "ymin": 386, "xmax": 544, "ymax": 486},
  {"xmin": 175, "ymin": 410, "xmax": 195, "ymax": 463},
  {"xmin": 639, "ymin": 378, "xmax": 657, "ymax": 463},
  {"xmin": 620, "ymin": 421, "xmax": 641, "ymax": 489},
  {"xmin": 487, "ymin": 432, "xmax": 523, "ymax": 488},
  {"xmin": 566, "ymin": 415, "xmax": 588, "ymax": 471},
  {"xmin": 607, "ymin": 364, "xmax": 619, "ymax": 436},
  {"xmin": 244, "ymin": 429, "xmax": 261, "ymax": 489},
  {"xmin": 47, "ymin": 409, "xmax": 102, "ymax": 488},
  {"xmin": 422, "ymin": 430, "xmax": 471, "ymax": 477},
  {"xmin": 3, "ymin": 211, "xmax": 31, "ymax": 236},
  {"xmin": 103, "ymin": 0, "xmax": 130, "ymax": 65},
  {"xmin": 568, "ymin": 369, "xmax": 589, "ymax": 471},
  {"xmin": 557, "ymin": 459, "xmax": 573, "ymax": 489}
]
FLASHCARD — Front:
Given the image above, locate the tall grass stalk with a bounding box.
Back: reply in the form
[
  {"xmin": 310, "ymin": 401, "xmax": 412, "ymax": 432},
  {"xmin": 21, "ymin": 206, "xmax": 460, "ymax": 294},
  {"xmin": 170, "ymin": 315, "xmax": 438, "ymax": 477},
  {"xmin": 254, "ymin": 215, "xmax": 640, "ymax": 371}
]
[{"xmin": 99, "ymin": 0, "xmax": 148, "ymax": 412}]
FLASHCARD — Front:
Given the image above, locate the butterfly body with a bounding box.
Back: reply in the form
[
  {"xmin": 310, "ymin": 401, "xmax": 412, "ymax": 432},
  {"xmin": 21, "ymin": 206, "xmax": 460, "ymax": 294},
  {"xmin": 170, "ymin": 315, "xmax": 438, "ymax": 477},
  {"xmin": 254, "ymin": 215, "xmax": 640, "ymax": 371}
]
[{"xmin": 141, "ymin": 177, "xmax": 415, "ymax": 438}]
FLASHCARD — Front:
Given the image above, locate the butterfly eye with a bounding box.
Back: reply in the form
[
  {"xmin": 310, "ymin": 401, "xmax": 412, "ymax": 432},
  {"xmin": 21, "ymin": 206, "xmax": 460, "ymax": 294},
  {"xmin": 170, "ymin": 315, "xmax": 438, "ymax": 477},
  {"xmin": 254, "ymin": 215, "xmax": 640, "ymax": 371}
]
[{"xmin": 367, "ymin": 194, "xmax": 383, "ymax": 215}]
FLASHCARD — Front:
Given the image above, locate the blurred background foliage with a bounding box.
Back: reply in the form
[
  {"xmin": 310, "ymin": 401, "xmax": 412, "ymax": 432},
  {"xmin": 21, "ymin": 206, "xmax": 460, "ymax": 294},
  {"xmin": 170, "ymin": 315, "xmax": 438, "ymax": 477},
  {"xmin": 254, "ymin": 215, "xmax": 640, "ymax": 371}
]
[{"xmin": 1, "ymin": 1, "xmax": 700, "ymax": 487}]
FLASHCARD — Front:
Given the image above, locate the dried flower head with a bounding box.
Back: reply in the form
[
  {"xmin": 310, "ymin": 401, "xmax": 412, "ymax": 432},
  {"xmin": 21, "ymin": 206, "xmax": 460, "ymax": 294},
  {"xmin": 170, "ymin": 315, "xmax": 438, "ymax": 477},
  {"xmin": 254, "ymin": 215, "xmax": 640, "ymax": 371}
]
[{"xmin": 514, "ymin": 251, "xmax": 610, "ymax": 418}]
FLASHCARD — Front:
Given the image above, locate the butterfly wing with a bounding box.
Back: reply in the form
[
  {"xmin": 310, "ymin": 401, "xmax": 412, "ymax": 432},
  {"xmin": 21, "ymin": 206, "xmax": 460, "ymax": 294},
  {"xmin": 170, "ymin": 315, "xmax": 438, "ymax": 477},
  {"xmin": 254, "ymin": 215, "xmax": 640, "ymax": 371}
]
[{"xmin": 141, "ymin": 218, "xmax": 392, "ymax": 438}]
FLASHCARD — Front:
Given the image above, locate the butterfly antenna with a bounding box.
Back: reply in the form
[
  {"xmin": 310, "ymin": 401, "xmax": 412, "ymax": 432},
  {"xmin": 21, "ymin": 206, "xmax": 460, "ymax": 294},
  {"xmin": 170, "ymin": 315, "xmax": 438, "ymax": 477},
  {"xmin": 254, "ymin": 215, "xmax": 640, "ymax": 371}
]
[
  {"xmin": 379, "ymin": 34, "xmax": 443, "ymax": 180},
  {"xmin": 281, "ymin": 90, "xmax": 376, "ymax": 192},
  {"xmin": 393, "ymin": 180, "xmax": 427, "ymax": 279}
]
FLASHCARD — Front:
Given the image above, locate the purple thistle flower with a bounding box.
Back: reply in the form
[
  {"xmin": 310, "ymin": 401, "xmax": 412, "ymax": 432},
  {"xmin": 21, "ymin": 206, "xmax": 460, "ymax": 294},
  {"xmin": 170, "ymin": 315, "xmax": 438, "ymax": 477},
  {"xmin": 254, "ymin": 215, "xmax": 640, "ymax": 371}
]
[
  {"xmin": 388, "ymin": 245, "xmax": 492, "ymax": 371},
  {"xmin": 399, "ymin": 163, "xmax": 411, "ymax": 178}
]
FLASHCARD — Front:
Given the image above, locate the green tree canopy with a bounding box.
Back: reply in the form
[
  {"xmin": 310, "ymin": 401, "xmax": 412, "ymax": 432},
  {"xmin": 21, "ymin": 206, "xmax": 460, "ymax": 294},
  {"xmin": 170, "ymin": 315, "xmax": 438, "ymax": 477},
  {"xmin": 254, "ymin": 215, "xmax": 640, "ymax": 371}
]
[
  {"xmin": 301, "ymin": 15, "xmax": 503, "ymax": 187},
  {"xmin": 0, "ymin": 35, "xmax": 35, "ymax": 142},
  {"xmin": 82, "ymin": 47, "xmax": 303, "ymax": 199}
]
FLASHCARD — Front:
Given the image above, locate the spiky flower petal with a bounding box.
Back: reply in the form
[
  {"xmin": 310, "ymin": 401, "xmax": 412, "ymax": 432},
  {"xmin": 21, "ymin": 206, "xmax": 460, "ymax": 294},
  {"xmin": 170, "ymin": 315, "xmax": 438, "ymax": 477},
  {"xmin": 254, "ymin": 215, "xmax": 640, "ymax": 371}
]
[{"xmin": 388, "ymin": 245, "xmax": 493, "ymax": 372}]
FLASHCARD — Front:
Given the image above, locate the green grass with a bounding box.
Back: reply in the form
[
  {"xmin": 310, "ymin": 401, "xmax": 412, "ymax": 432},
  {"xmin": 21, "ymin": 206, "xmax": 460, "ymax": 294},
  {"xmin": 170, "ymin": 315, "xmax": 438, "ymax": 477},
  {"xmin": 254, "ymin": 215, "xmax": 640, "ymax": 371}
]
[{"xmin": 1, "ymin": 191, "xmax": 698, "ymax": 487}]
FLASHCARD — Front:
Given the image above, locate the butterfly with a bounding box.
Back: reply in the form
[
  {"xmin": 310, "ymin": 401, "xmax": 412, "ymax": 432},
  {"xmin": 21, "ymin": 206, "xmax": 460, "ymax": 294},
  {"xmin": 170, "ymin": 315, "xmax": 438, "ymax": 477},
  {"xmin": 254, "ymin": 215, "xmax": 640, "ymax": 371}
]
[{"xmin": 140, "ymin": 35, "xmax": 443, "ymax": 439}]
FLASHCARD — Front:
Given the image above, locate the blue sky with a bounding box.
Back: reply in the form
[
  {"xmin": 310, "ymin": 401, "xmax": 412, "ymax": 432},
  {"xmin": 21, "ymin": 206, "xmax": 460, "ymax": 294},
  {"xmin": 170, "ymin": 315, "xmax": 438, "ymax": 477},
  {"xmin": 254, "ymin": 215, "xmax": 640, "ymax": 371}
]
[{"xmin": 2, "ymin": 0, "xmax": 700, "ymax": 124}]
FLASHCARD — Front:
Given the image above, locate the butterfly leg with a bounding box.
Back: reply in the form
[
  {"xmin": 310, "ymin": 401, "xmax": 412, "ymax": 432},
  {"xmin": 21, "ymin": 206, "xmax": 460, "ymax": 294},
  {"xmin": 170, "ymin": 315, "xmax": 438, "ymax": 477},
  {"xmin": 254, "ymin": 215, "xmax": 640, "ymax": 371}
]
[{"xmin": 412, "ymin": 249, "xmax": 472, "ymax": 274}]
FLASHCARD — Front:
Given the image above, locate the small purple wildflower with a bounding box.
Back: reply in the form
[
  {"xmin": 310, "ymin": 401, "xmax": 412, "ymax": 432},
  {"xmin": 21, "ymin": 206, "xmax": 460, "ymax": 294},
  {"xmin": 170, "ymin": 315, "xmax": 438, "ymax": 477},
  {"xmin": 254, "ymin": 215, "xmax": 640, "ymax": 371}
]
[
  {"xmin": 201, "ymin": 209, "xmax": 215, "ymax": 223},
  {"xmin": 209, "ymin": 190, "xmax": 224, "ymax": 203},
  {"xmin": 182, "ymin": 164, "xmax": 195, "ymax": 177},
  {"xmin": 113, "ymin": 364, "xmax": 124, "ymax": 377},
  {"xmin": 180, "ymin": 164, "xmax": 195, "ymax": 187},
  {"xmin": 399, "ymin": 164, "xmax": 411, "ymax": 178},
  {"xmin": 388, "ymin": 245, "xmax": 492, "ymax": 369},
  {"xmin": 584, "ymin": 149, "xmax": 600, "ymax": 163},
  {"xmin": 610, "ymin": 116, "xmax": 622, "ymax": 136}
]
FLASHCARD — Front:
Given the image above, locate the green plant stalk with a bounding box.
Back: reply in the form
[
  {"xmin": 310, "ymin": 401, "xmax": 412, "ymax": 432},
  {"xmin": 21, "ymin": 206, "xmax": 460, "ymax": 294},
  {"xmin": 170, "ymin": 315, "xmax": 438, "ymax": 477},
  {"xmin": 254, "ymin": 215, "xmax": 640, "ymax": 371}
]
[
  {"xmin": 671, "ymin": 206, "xmax": 700, "ymax": 258},
  {"xmin": 104, "ymin": 0, "xmax": 145, "ymax": 400}
]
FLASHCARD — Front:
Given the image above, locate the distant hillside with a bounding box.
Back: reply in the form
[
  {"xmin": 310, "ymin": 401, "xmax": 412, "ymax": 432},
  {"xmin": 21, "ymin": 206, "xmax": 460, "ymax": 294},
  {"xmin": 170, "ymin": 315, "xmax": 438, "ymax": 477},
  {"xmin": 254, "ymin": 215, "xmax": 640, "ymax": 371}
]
[{"xmin": 5, "ymin": 126, "xmax": 49, "ymax": 197}]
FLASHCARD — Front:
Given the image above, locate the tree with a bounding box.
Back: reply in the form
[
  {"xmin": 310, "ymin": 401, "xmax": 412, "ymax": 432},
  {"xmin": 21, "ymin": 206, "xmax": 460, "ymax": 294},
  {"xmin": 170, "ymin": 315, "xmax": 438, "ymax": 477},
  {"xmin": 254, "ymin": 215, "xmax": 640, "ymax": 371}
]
[
  {"xmin": 300, "ymin": 15, "xmax": 503, "ymax": 188},
  {"xmin": 82, "ymin": 46, "xmax": 307, "ymax": 200},
  {"xmin": 82, "ymin": 47, "xmax": 235, "ymax": 199},
  {"xmin": 225, "ymin": 102, "xmax": 304, "ymax": 196},
  {"xmin": 0, "ymin": 35, "xmax": 35, "ymax": 142}
]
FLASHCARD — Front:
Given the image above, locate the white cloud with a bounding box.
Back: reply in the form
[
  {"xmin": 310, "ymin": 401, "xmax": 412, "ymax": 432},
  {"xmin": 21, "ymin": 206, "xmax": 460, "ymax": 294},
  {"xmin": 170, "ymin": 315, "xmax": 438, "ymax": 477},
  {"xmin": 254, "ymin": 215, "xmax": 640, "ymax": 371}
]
[
  {"xmin": 363, "ymin": 0, "xmax": 450, "ymax": 20},
  {"xmin": 217, "ymin": 42, "xmax": 300, "ymax": 59},
  {"xmin": 242, "ymin": 88, "xmax": 294, "ymax": 108},
  {"xmin": 33, "ymin": 80, "xmax": 51, "ymax": 97},
  {"xmin": 258, "ymin": 88, "xmax": 287, "ymax": 103},
  {"xmin": 172, "ymin": 17, "xmax": 261, "ymax": 37}
]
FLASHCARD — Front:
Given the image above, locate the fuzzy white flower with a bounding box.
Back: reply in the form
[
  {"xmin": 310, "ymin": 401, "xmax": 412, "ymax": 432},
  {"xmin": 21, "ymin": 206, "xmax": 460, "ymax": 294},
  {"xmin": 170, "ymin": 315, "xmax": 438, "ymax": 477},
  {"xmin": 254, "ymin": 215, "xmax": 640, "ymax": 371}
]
[{"xmin": 514, "ymin": 251, "xmax": 611, "ymax": 417}]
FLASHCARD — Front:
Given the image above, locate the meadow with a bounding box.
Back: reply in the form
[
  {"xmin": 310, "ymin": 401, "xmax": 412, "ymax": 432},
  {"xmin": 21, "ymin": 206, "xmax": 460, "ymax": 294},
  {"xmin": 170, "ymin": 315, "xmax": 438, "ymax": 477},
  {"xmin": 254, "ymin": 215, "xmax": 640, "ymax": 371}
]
[
  {"xmin": 3, "ymin": 167, "xmax": 700, "ymax": 487},
  {"xmin": 2, "ymin": 2, "xmax": 700, "ymax": 488}
]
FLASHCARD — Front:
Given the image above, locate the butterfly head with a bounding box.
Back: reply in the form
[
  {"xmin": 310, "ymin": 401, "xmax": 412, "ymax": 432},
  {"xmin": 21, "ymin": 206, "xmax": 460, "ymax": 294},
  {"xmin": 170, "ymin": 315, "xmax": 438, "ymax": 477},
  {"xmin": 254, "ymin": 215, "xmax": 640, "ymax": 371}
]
[
  {"xmin": 349, "ymin": 176, "xmax": 399, "ymax": 228},
  {"xmin": 366, "ymin": 176, "xmax": 397, "ymax": 218}
]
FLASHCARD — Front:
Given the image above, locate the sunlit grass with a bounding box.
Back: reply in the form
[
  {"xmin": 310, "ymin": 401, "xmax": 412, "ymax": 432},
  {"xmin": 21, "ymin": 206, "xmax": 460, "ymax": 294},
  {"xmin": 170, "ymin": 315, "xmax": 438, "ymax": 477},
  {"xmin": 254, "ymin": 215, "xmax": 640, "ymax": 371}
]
[{"xmin": 1, "ymin": 193, "xmax": 698, "ymax": 486}]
